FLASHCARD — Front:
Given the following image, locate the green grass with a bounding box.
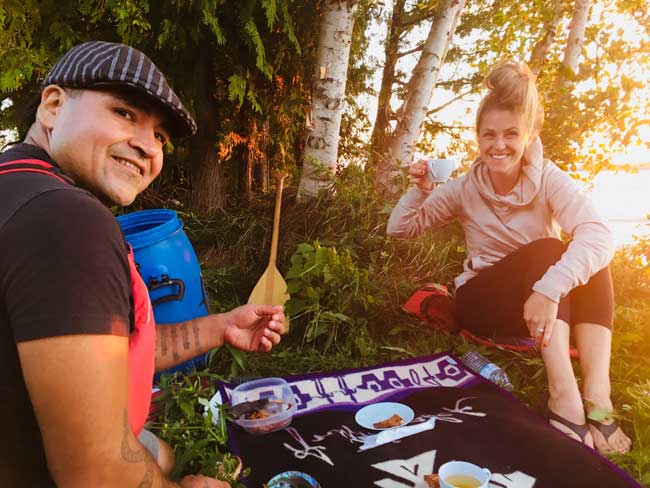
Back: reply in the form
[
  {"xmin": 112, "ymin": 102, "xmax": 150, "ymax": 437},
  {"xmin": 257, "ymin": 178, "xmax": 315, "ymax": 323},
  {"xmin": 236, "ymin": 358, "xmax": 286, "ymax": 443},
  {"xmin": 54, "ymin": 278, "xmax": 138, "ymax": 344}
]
[{"xmin": 149, "ymin": 169, "xmax": 650, "ymax": 487}]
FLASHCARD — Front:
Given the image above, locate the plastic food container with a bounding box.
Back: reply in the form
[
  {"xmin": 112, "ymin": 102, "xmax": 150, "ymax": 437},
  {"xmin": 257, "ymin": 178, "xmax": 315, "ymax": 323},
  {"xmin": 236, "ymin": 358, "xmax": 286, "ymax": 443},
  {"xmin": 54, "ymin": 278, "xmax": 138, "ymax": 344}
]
[{"xmin": 230, "ymin": 378, "xmax": 296, "ymax": 435}]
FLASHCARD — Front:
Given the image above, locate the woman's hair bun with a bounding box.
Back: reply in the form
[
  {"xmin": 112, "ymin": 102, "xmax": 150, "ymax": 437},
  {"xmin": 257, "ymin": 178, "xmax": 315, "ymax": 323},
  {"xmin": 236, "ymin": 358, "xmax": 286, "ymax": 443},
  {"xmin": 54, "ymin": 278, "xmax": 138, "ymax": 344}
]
[{"xmin": 477, "ymin": 60, "xmax": 544, "ymax": 136}]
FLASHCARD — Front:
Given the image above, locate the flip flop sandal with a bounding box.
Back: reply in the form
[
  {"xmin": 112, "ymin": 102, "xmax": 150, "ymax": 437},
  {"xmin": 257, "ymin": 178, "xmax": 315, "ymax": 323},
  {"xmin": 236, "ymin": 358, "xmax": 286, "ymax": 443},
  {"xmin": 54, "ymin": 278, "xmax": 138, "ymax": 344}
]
[
  {"xmin": 546, "ymin": 407, "xmax": 591, "ymax": 444},
  {"xmin": 586, "ymin": 417, "xmax": 631, "ymax": 450}
]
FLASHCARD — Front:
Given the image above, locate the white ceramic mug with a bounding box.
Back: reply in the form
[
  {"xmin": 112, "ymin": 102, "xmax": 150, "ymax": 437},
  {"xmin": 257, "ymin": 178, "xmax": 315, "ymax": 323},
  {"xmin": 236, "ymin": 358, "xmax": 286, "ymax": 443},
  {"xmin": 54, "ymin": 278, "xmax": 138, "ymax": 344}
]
[
  {"xmin": 426, "ymin": 158, "xmax": 458, "ymax": 182},
  {"xmin": 438, "ymin": 460, "xmax": 492, "ymax": 488}
]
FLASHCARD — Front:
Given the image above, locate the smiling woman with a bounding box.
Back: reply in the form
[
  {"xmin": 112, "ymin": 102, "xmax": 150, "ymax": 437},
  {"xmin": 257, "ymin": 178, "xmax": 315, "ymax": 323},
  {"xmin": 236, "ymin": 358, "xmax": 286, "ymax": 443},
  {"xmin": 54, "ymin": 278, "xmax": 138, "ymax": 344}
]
[
  {"xmin": 474, "ymin": 62, "xmax": 544, "ymax": 195},
  {"xmin": 476, "ymin": 109, "xmax": 530, "ymax": 195},
  {"xmin": 388, "ymin": 59, "xmax": 632, "ymax": 456}
]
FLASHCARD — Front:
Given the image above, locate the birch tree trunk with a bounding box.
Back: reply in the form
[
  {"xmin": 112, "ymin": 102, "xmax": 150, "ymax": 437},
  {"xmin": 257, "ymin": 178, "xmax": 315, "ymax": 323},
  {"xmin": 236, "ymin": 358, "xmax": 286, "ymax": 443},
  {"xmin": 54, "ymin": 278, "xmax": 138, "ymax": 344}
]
[
  {"xmin": 562, "ymin": 0, "xmax": 592, "ymax": 77},
  {"xmin": 376, "ymin": 0, "xmax": 465, "ymax": 195},
  {"xmin": 297, "ymin": 0, "xmax": 358, "ymax": 201},
  {"xmin": 528, "ymin": 0, "xmax": 564, "ymax": 75}
]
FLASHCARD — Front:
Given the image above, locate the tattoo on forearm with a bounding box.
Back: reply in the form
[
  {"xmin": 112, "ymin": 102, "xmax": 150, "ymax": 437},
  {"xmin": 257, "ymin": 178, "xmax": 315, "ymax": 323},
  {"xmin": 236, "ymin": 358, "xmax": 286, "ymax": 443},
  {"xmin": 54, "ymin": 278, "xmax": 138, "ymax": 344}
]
[
  {"xmin": 170, "ymin": 326, "xmax": 180, "ymax": 361},
  {"xmin": 160, "ymin": 329, "xmax": 168, "ymax": 357},
  {"xmin": 121, "ymin": 410, "xmax": 154, "ymax": 487},
  {"xmin": 192, "ymin": 321, "xmax": 201, "ymax": 350},
  {"xmin": 181, "ymin": 323, "xmax": 191, "ymax": 351}
]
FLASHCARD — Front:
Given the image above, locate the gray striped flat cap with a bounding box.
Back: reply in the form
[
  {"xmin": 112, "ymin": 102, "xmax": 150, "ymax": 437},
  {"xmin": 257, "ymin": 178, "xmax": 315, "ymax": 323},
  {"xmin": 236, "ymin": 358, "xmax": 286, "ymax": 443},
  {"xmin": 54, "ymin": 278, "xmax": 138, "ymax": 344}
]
[{"xmin": 42, "ymin": 41, "xmax": 197, "ymax": 138}]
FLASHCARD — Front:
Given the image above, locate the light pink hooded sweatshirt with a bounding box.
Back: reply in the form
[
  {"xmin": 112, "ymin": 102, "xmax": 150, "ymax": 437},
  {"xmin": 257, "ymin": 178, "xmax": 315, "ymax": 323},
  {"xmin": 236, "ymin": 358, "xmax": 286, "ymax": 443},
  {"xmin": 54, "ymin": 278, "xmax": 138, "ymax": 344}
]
[{"xmin": 386, "ymin": 138, "xmax": 615, "ymax": 303}]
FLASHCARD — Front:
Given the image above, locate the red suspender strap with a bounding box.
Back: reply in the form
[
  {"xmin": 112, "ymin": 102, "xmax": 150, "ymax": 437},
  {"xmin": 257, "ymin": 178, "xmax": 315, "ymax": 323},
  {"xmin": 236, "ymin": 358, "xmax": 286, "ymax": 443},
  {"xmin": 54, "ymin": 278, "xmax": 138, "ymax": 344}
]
[
  {"xmin": 126, "ymin": 245, "xmax": 156, "ymax": 435},
  {"xmin": 0, "ymin": 159, "xmax": 56, "ymax": 168},
  {"xmin": 0, "ymin": 159, "xmax": 68, "ymax": 184}
]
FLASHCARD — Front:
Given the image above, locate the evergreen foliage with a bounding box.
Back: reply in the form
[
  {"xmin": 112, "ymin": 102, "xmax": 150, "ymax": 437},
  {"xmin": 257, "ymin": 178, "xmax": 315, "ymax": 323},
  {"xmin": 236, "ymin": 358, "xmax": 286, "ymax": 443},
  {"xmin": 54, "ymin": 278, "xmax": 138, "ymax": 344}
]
[{"xmin": 0, "ymin": 0, "xmax": 319, "ymax": 210}]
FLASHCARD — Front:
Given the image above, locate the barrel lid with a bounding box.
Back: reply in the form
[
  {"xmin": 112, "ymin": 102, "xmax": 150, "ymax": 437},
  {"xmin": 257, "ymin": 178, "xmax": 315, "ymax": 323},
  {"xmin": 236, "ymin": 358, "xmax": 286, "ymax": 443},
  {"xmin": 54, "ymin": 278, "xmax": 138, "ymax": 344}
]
[{"xmin": 117, "ymin": 209, "xmax": 183, "ymax": 250}]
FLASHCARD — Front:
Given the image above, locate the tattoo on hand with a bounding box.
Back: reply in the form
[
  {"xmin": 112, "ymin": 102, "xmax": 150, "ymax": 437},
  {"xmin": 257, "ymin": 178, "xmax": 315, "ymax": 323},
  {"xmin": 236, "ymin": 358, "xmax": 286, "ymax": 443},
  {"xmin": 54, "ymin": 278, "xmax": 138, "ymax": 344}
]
[
  {"xmin": 170, "ymin": 326, "xmax": 180, "ymax": 361},
  {"xmin": 181, "ymin": 323, "xmax": 191, "ymax": 351},
  {"xmin": 121, "ymin": 410, "xmax": 154, "ymax": 487}
]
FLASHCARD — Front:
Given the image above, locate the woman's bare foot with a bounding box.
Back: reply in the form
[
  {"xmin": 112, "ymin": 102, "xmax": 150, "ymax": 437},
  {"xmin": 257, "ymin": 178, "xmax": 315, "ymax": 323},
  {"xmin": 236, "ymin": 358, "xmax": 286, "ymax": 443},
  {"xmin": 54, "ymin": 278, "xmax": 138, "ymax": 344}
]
[
  {"xmin": 584, "ymin": 398, "xmax": 632, "ymax": 454},
  {"xmin": 547, "ymin": 395, "xmax": 594, "ymax": 448}
]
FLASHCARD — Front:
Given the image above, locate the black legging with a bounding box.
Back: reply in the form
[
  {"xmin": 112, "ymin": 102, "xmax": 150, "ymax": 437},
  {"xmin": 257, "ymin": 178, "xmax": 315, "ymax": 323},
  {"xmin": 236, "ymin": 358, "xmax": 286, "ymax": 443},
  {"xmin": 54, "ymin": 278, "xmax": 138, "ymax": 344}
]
[{"xmin": 455, "ymin": 238, "xmax": 614, "ymax": 339}]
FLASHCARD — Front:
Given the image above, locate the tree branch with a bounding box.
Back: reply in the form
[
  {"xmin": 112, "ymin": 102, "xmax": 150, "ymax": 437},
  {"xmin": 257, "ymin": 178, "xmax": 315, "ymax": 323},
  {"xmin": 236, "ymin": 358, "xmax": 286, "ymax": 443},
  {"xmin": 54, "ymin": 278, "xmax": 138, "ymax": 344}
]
[
  {"xmin": 439, "ymin": 124, "xmax": 473, "ymax": 130},
  {"xmin": 399, "ymin": 5, "xmax": 437, "ymax": 29},
  {"xmin": 427, "ymin": 87, "xmax": 475, "ymax": 115},
  {"xmin": 397, "ymin": 44, "xmax": 424, "ymax": 58},
  {"xmin": 425, "ymin": 119, "xmax": 474, "ymax": 131}
]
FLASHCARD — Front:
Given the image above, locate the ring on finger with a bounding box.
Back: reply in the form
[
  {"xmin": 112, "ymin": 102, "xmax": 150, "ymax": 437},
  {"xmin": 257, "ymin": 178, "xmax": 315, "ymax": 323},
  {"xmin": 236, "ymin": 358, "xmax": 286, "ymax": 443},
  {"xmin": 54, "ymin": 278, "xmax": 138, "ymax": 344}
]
[{"xmin": 536, "ymin": 327, "xmax": 545, "ymax": 333}]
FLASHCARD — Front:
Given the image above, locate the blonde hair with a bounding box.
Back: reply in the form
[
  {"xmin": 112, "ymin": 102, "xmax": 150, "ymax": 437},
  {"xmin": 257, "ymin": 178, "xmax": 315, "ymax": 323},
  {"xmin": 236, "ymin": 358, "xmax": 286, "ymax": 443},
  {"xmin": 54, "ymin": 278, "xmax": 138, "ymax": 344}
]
[{"xmin": 476, "ymin": 61, "xmax": 544, "ymax": 137}]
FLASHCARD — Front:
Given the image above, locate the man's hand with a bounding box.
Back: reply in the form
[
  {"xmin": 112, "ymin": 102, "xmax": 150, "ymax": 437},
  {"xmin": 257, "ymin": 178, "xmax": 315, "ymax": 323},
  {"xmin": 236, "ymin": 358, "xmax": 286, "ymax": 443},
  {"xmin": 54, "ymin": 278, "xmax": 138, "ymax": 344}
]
[
  {"xmin": 180, "ymin": 475, "xmax": 231, "ymax": 487},
  {"xmin": 222, "ymin": 304, "xmax": 285, "ymax": 352},
  {"xmin": 523, "ymin": 291, "xmax": 558, "ymax": 348},
  {"xmin": 156, "ymin": 305, "xmax": 286, "ymax": 370}
]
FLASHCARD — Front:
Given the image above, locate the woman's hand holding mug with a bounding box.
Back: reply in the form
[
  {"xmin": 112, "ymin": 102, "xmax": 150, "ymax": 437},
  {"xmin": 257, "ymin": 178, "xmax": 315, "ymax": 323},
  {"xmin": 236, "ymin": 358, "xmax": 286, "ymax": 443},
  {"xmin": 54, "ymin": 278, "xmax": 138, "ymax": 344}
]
[{"xmin": 408, "ymin": 159, "xmax": 435, "ymax": 191}]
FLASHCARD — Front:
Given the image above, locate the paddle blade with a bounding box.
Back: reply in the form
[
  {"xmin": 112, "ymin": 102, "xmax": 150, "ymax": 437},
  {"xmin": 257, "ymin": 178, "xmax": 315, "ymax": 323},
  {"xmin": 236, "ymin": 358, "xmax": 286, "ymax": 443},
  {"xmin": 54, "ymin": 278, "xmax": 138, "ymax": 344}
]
[{"xmin": 248, "ymin": 265, "xmax": 290, "ymax": 331}]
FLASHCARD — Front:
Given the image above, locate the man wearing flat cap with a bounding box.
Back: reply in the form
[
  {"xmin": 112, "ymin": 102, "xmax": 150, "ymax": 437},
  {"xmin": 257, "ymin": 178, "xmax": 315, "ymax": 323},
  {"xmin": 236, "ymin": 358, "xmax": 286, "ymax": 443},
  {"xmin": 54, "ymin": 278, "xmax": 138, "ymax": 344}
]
[{"xmin": 0, "ymin": 41, "xmax": 285, "ymax": 487}]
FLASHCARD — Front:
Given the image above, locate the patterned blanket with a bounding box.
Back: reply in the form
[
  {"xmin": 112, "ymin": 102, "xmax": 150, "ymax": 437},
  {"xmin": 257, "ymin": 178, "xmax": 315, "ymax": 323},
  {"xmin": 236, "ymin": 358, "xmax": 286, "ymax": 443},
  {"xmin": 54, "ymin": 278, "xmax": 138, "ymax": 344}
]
[{"xmin": 218, "ymin": 352, "xmax": 639, "ymax": 488}]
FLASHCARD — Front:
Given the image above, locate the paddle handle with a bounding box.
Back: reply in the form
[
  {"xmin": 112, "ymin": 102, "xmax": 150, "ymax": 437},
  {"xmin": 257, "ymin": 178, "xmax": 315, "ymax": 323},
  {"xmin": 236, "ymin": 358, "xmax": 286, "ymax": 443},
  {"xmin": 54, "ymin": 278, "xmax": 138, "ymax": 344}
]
[{"xmin": 268, "ymin": 173, "xmax": 287, "ymax": 266}]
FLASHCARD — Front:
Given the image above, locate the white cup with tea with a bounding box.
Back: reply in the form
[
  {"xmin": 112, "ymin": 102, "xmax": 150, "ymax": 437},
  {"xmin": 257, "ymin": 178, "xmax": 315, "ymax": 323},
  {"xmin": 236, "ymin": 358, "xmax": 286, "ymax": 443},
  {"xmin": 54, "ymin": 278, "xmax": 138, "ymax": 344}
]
[
  {"xmin": 426, "ymin": 158, "xmax": 458, "ymax": 183},
  {"xmin": 438, "ymin": 460, "xmax": 491, "ymax": 488}
]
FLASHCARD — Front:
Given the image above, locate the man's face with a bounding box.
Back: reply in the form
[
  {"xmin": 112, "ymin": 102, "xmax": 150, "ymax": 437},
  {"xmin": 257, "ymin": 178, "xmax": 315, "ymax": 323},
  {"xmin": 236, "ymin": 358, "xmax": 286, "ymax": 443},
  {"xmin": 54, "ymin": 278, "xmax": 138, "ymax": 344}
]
[{"xmin": 47, "ymin": 89, "xmax": 169, "ymax": 206}]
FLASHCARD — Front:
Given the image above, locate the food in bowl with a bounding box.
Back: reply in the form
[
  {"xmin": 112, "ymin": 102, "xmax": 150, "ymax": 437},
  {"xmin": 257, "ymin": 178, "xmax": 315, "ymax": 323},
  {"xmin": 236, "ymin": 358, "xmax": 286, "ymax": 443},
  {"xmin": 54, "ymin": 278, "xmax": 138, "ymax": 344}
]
[
  {"xmin": 373, "ymin": 413, "xmax": 404, "ymax": 429},
  {"xmin": 229, "ymin": 378, "xmax": 297, "ymax": 435}
]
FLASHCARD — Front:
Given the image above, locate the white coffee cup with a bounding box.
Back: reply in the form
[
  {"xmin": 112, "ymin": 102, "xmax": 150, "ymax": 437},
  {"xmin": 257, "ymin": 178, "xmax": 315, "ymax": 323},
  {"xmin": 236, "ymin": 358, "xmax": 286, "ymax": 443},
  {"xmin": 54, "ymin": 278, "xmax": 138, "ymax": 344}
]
[
  {"xmin": 438, "ymin": 460, "xmax": 491, "ymax": 488},
  {"xmin": 426, "ymin": 158, "xmax": 458, "ymax": 183}
]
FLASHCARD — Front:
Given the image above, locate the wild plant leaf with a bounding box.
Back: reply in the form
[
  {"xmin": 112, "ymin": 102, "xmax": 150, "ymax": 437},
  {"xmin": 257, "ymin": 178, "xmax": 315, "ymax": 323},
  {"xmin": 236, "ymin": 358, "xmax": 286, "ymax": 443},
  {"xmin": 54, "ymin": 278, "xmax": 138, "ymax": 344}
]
[
  {"xmin": 381, "ymin": 346, "xmax": 414, "ymax": 357},
  {"xmin": 321, "ymin": 311, "xmax": 353, "ymax": 324},
  {"xmin": 170, "ymin": 438, "xmax": 211, "ymax": 479},
  {"xmin": 306, "ymin": 321, "xmax": 328, "ymax": 342},
  {"xmin": 388, "ymin": 325, "xmax": 416, "ymax": 335},
  {"xmin": 179, "ymin": 398, "xmax": 195, "ymax": 419},
  {"xmin": 586, "ymin": 407, "xmax": 614, "ymax": 423},
  {"xmin": 227, "ymin": 345, "xmax": 248, "ymax": 372}
]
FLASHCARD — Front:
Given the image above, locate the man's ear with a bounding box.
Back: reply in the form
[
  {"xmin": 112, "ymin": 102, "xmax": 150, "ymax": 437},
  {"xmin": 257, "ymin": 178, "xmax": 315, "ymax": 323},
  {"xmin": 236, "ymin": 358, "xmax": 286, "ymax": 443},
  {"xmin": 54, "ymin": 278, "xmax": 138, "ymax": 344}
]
[{"xmin": 36, "ymin": 85, "xmax": 67, "ymax": 130}]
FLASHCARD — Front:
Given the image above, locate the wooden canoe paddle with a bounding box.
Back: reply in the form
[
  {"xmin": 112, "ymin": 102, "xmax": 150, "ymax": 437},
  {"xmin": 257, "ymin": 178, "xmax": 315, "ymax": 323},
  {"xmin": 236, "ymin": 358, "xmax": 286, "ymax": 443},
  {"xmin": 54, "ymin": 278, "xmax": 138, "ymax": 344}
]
[{"xmin": 247, "ymin": 172, "xmax": 290, "ymax": 331}]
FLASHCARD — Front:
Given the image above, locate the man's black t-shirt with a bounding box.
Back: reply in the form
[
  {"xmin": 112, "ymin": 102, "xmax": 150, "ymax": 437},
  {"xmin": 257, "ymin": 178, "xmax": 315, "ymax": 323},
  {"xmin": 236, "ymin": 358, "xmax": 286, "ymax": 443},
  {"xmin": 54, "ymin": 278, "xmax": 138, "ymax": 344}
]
[{"xmin": 0, "ymin": 144, "xmax": 132, "ymax": 486}]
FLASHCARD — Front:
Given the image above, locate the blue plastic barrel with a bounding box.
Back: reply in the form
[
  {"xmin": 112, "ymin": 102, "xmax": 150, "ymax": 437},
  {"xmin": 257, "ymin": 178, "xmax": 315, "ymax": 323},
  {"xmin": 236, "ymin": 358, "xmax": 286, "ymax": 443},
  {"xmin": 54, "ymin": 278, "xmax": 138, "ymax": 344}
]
[{"xmin": 117, "ymin": 209, "xmax": 210, "ymax": 376}]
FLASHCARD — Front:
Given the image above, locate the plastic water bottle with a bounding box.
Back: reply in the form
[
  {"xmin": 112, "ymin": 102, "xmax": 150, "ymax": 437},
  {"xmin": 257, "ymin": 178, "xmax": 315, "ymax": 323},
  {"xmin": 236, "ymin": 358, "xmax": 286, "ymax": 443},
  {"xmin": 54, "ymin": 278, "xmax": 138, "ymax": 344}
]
[{"xmin": 461, "ymin": 351, "xmax": 514, "ymax": 391}]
